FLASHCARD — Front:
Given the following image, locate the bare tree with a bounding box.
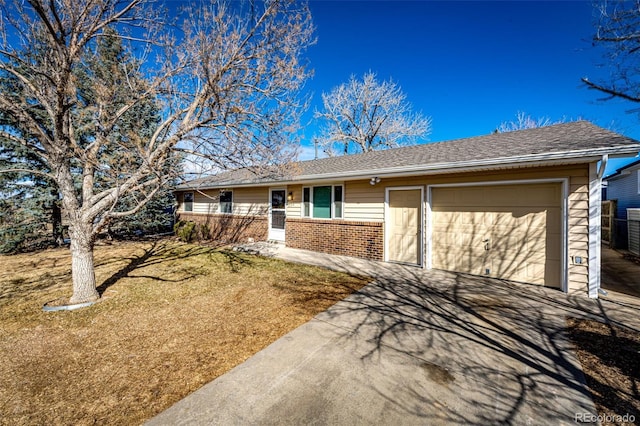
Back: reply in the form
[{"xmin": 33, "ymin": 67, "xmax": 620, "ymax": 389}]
[
  {"xmin": 0, "ymin": 0, "xmax": 314, "ymax": 304},
  {"xmin": 313, "ymin": 71, "xmax": 431, "ymax": 156},
  {"xmin": 496, "ymin": 111, "xmax": 565, "ymax": 133},
  {"xmin": 582, "ymin": 0, "xmax": 640, "ymax": 104}
]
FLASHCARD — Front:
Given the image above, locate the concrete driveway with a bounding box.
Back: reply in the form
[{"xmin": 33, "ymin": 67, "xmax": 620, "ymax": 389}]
[{"xmin": 147, "ymin": 247, "xmax": 640, "ymax": 425}]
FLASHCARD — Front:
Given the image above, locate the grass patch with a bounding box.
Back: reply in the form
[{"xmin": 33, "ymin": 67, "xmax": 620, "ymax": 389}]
[
  {"xmin": 567, "ymin": 318, "xmax": 640, "ymax": 425},
  {"xmin": 0, "ymin": 240, "xmax": 368, "ymax": 425}
]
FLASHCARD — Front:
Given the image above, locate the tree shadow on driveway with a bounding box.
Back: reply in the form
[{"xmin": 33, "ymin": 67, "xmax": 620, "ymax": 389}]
[{"xmin": 310, "ymin": 260, "xmax": 624, "ymax": 425}]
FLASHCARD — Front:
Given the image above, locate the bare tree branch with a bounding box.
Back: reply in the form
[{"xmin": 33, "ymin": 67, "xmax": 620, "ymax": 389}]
[
  {"xmin": 496, "ymin": 111, "xmax": 567, "ymax": 133},
  {"xmin": 584, "ymin": 0, "xmax": 640, "ymax": 106},
  {"xmin": 314, "ymin": 71, "xmax": 431, "ymax": 156},
  {"xmin": 582, "ymin": 77, "xmax": 640, "ymax": 103}
]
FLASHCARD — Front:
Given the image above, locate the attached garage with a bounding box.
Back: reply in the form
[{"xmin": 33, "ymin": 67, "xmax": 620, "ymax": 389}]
[{"xmin": 429, "ymin": 182, "xmax": 564, "ymax": 288}]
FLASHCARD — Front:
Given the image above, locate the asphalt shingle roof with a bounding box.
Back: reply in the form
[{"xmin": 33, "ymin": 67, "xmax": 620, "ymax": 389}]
[{"xmin": 177, "ymin": 121, "xmax": 640, "ymax": 190}]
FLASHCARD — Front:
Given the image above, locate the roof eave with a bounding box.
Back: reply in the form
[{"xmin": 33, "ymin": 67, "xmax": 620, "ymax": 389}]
[{"xmin": 175, "ymin": 144, "xmax": 640, "ymax": 191}]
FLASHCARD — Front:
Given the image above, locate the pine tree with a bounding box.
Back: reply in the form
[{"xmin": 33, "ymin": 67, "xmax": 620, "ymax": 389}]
[
  {"xmin": 0, "ymin": 49, "xmax": 63, "ymax": 253},
  {"xmin": 74, "ymin": 28, "xmax": 177, "ymax": 238},
  {"xmin": 0, "ymin": 27, "xmax": 176, "ymax": 252}
]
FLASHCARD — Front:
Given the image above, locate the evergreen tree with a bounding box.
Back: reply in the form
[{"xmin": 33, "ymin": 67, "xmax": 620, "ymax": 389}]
[
  {"xmin": 0, "ymin": 27, "xmax": 176, "ymax": 252},
  {"xmin": 74, "ymin": 28, "xmax": 177, "ymax": 238},
  {"xmin": 0, "ymin": 48, "xmax": 63, "ymax": 253}
]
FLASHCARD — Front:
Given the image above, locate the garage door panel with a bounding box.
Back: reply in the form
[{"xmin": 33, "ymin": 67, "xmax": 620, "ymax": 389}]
[
  {"xmin": 433, "ymin": 188, "xmax": 459, "ymax": 205},
  {"xmin": 544, "ymin": 261, "xmax": 562, "ymax": 288},
  {"xmin": 434, "ymin": 210, "xmax": 458, "ymax": 224},
  {"xmin": 492, "ymin": 243, "xmax": 535, "ymax": 260},
  {"xmin": 433, "ymin": 250, "xmax": 458, "ymax": 270},
  {"xmin": 460, "ymin": 255, "xmax": 487, "ymax": 274},
  {"xmin": 431, "ymin": 183, "xmax": 562, "ymax": 287},
  {"xmin": 492, "ymin": 211, "xmax": 525, "ymax": 229},
  {"xmin": 544, "ymin": 208, "xmax": 562, "ymax": 234},
  {"xmin": 433, "ymin": 231, "xmax": 457, "ymax": 246},
  {"xmin": 528, "ymin": 211, "xmax": 548, "ymax": 229},
  {"xmin": 520, "ymin": 185, "xmax": 561, "ymax": 206},
  {"xmin": 526, "ymin": 263, "xmax": 545, "ymax": 281},
  {"xmin": 461, "ymin": 211, "xmax": 488, "ymax": 226},
  {"xmin": 543, "ymin": 234, "xmax": 562, "ymax": 260},
  {"xmin": 459, "ymin": 232, "xmax": 487, "ymax": 247},
  {"xmin": 526, "ymin": 238, "xmax": 549, "ymax": 256},
  {"xmin": 464, "ymin": 190, "xmax": 489, "ymax": 205},
  {"xmin": 501, "ymin": 234, "xmax": 524, "ymax": 249}
]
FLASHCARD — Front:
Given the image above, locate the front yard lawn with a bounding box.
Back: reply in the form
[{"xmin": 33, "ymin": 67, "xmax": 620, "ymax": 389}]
[{"xmin": 0, "ymin": 240, "xmax": 368, "ymax": 425}]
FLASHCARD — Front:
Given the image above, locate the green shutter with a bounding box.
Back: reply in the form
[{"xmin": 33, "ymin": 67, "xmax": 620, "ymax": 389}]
[{"xmin": 313, "ymin": 186, "xmax": 331, "ymax": 218}]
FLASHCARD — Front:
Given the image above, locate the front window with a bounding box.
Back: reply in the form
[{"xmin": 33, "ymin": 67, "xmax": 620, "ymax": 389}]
[
  {"xmin": 220, "ymin": 190, "xmax": 233, "ymax": 213},
  {"xmin": 303, "ymin": 187, "xmax": 311, "ymax": 217},
  {"xmin": 334, "ymin": 185, "xmax": 343, "ymax": 218},
  {"xmin": 303, "ymin": 185, "xmax": 344, "ymax": 219},
  {"xmin": 183, "ymin": 192, "xmax": 193, "ymax": 212}
]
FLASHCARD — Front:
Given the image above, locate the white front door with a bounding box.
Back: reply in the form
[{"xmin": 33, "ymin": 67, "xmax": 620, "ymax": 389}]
[{"xmin": 269, "ymin": 188, "xmax": 286, "ymax": 241}]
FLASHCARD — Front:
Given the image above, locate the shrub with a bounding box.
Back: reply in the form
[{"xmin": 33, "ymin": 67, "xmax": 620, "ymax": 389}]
[
  {"xmin": 198, "ymin": 223, "xmax": 211, "ymax": 240},
  {"xmin": 174, "ymin": 220, "xmax": 196, "ymax": 242}
]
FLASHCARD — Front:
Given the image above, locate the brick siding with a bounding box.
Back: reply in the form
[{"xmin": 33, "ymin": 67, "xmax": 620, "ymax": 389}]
[
  {"xmin": 177, "ymin": 213, "xmax": 268, "ymax": 243},
  {"xmin": 286, "ymin": 218, "xmax": 383, "ymax": 261}
]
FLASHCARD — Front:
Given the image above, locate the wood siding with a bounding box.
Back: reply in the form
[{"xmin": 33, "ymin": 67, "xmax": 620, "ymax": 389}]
[
  {"xmin": 344, "ymin": 181, "xmax": 385, "ymax": 221},
  {"xmin": 177, "ymin": 187, "xmax": 268, "ymax": 216},
  {"xmin": 286, "ymin": 185, "xmax": 303, "ymax": 218}
]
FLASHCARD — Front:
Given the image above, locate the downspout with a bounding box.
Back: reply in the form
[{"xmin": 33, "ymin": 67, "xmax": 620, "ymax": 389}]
[
  {"xmin": 598, "ymin": 154, "xmax": 608, "ymax": 179},
  {"xmin": 588, "ymin": 155, "xmax": 608, "ymax": 298},
  {"xmin": 597, "ymin": 154, "xmax": 608, "ymax": 296}
]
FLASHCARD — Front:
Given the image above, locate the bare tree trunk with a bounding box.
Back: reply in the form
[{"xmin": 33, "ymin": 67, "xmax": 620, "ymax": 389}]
[
  {"xmin": 68, "ymin": 220, "xmax": 100, "ymax": 304},
  {"xmin": 51, "ymin": 193, "xmax": 64, "ymax": 246}
]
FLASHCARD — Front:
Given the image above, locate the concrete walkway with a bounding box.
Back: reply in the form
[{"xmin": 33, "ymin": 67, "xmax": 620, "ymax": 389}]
[
  {"xmin": 147, "ymin": 246, "xmax": 640, "ymax": 425},
  {"xmin": 601, "ymin": 245, "xmax": 640, "ymax": 299}
]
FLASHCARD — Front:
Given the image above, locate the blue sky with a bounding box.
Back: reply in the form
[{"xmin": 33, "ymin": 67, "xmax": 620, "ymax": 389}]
[{"xmin": 300, "ymin": 1, "xmax": 640, "ymax": 174}]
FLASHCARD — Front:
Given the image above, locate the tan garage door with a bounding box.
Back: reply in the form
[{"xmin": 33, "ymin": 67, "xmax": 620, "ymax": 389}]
[{"xmin": 431, "ymin": 183, "xmax": 562, "ymax": 287}]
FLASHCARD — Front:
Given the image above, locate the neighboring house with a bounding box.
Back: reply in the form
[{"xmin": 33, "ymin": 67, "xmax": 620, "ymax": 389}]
[
  {"xmin": 175, "ymin": 121, "xmax": 640, "ymax": 298},
  {"xmin": 604, "ymin": 158, "xmax": 640, "ymax": 249}
]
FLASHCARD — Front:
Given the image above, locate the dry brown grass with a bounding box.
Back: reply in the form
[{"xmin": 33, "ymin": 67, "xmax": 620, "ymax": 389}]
[{"xmin": 0, "ymin": 239, "xmax": 368, "ymax": 425}]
